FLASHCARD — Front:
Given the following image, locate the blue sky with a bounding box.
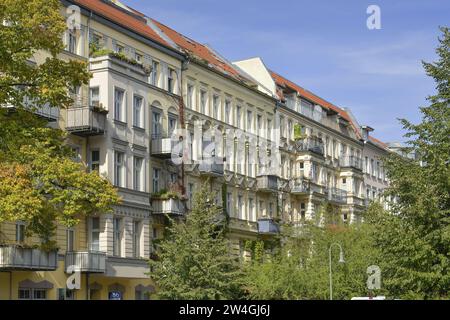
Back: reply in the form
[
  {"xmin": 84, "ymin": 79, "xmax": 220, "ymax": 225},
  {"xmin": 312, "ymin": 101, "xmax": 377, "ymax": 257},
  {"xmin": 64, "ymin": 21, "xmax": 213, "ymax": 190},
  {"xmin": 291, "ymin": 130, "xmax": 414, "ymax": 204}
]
[{"xmin": 122, "ymin": 0, "xmax": 449, "ymax": 142}]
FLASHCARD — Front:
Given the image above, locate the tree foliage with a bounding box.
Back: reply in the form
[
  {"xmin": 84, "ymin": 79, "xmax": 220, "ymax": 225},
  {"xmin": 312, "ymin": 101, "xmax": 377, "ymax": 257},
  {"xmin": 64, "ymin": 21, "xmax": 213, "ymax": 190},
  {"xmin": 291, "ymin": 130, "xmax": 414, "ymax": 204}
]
[
  {"xmin": 368, "ymin": 27, "xmax": 450, "ymax": 299},
  {"xmin": 0, "ymin": 0, "xmax": 90, "ymax": 109},
  {"xmin": 149, "ymin": 184, "xmax": 243, "ymax": 300},
  {"xmin": 0, "ymin": 111, "xmax": 120, "ymax": 243},
  {"xmin": 243, "ymin": 208, "xmax": 381, "ymax": 300},
  {"xmin": 0, "ymin": 0, "xmax": 119, "ymax": 244}
]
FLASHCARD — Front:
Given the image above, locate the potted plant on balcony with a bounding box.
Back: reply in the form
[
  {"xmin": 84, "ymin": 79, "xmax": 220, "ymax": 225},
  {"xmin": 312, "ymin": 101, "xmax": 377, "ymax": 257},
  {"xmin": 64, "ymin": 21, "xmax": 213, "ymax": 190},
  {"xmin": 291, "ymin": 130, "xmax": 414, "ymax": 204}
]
[
  {"xmin": 91, "ymin": 102, "xmax": 109, "ymax": 115},
  {"xmin": 293, "ymin": 123, "xmax": 306, "ymax": 141}
]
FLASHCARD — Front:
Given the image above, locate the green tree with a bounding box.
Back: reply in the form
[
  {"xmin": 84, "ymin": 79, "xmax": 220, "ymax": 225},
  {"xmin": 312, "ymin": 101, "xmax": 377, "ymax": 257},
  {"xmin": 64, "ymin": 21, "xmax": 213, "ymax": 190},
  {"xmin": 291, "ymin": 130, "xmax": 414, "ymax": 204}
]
[
  {"xmin": 0, "ymin": 0, "xmax": 119, "ymax": 245},
  {"xmin": 368, "ymin": 27, "xmax": 450, "ymax": 299},
  {"xmin": 0, "ymin": 111, "xmax": 120, "ymax": 245},
  {"xmin": 0, "ymin": 0, "xmax": 90, "ymax": 109},
  {"xmin": 243, "ymin": 208, "xmax": 380, "ymax": 300},
  {"xmin": 149, "ymin": 184, "xmax": 243, "ymax": 300}
]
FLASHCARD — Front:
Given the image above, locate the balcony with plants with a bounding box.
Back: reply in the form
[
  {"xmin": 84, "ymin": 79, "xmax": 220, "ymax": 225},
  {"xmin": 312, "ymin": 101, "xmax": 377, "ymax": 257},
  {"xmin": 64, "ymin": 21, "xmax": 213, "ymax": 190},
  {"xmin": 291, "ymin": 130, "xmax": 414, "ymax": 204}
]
[
  {"xmin": 89, "ymin": 43, "xmax": 152, "ymax": 79},
  {"xmin": 151, "ymin": 184, "xmax": 185, "ymax": 216}
]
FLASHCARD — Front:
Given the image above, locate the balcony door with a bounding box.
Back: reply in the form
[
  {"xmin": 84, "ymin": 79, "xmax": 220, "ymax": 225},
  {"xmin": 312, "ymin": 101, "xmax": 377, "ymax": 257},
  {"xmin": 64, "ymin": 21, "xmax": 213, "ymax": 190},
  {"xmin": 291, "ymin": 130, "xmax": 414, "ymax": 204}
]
[{"xmin": 152, "ymin": 111, "xmax": 162, "ymax": 139}]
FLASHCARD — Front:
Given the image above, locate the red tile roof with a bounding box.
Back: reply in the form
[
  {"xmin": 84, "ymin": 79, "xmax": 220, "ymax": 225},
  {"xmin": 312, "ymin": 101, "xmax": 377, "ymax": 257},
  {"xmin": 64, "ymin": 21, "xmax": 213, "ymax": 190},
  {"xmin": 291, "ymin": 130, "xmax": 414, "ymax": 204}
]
[
  {"xmin": 270, "ymin": 70, "xmax": 367, "ymax": 139},
  {"xmin": 270, "ymin": 70, "xmax": 350, "ymax": 121},
  {"xmin": 72, "ymin": 0, "xmax": 171, "ymax": 48},
  {"xmin": 70, "ymin": 1, "xmax": 387, "ymax": 147},
  {"xmin": 369, "ymin": 136, "xmax": 388, "ymax": 149},
  {"xmin": 151, "ymin": 19, "xmax": 252, "ymax": 83}
]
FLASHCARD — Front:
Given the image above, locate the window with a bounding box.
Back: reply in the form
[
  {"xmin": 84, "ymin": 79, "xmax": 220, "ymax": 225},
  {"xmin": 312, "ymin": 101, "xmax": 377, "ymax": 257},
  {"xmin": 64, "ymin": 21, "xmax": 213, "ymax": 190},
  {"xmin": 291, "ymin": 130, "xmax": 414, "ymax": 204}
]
[
  {"xmin": 371, "ymin": 159, "xmax": 375, "ymax": 176},
  {"xmin": 91, "ymin": 150, "xmax": 100, "ymax": 173},
  {"xmin": 135, "ymin": 290, "xmax": 150, "ymax": 300},
  {"xmin": 34, "ymin": 287, "xmax": 47, "ymax": 299},
  {"xmin": 365, "ymin": 156, "xmax": 369, "ymax": 173},
  {"xmin": 259, "ymin": 201, "xmax": 264, "ymax": 216},
  {"xmin": 58, "ymin": 288, "xmax": 75, "ymax": 300},
  {"xmin": 300, "ymin": 203, "xmax": 306, "ymax": 220},
  {"xmin": 236, "ymin": 106, "xmax": 241, "ymax": 127},
  {"xmin": 152, "ymin": 168, "xmax": 160, "ymax": 193},
  {"xmin": 238, "ymin": 195, "xmax": 244, "ymax": 219},
  {"xmin": 90, "ymin": 217, "xmax": 100, "ymax": 251},
  {"xmin": 133, "ymin": 95, "xmax": 143, "ymax": 128},
  {"xmin": 89, "ymin": 87, "xmax": 100, "ymax": 107},
  {"xmin": 225, "ymin": 100, "xmax": 231, "ymax": 124},
  {"xmin": 19, "ymin": 289, "xmax": 47, "ymax": 300},
  {"xmin": 226, "ymin": 192, "xmax": 232, "ymax": 216},
  {"xmin": 288, "ymin": 120, "xmax": 293, "ymax": 140},
  {"xmin": 170, "ymin": 173, "xmax": 177, "ymax": 184},
  {"xmin": 114, "ymin": 151, "xmax": 125, "ymax": 187},
  {"xmin": 113, "ymin": 217, "xmax": 122, "ymax": 256},
  {"xmin": 115, "ymin": 43, "xmax": 124, "ymax": 54},
  {"xmin": 247, "ymin": 110, "xmax": 252, "ymax": 132},
  {"xmin": 269, "ymin": 203, "xmax": 274, "ymax": 218},
  {"xmin": 71, "ymin": 146, "xmax": 81, "ymax": 162},
  {"xmin": 133, "ymin": 220, "xmax": 141, "ymax": 258},
  {"xmin": 152, "ymin": 111, "xmax": 161, "ymax": 138},
  {"xmin": 66, "ymin": 228, "xmax": 75, "ymax": 252},
  {"xmin": 267, "ymin": 119, "xmax": 272, "ymax": 140},
  {"xmin": 151, "ymin": 61, "xmax": 159, "ymax": 86},
  {"xmin": 249, "ymin": 198, "xmax": 255, "ymax": 222},
  {"xmin": 376, "ymin": 161, "xmax": 380, "ymax": 179},
  {"xmin": 68, "ymin": 31, "xmax": 77, "ymax": 54},
  {"xmin": 91, "ymin": 33, "xmax": 102, "ymax": 48},
  {"xmin": 200, "ymin": 90, "xmax": 207, "ymax": 114},
  {"xmin": 168, "ymin": 116, "xmax": 177, "ymax": 137},
  {"xmin": 213, "ymin": 95, "xmax": 220, "ymax": 119},
  {"xmin": 135, "ymin": 52, "xmax": 143, "ymax": 63},
  {"xmin": 18, "ymin": 289, "xmax": 31, "ymax": 300},
  {"xmin": 133, "ymin": 156, "xmax": 144, "ymax": 191},
  {"xmin": 188, "ymin": 183, "xmax": 194, "ymax": 209},
  {"xmin": 114, "ymin": 88, "xmax": 125, "ymax": 122},
  {"xmin": 16, "ymin": 222, "xmax": 25, "ymax": 243},
  {"xmin": 187, "ymin": 84, "xmax": 194, "ymax": 108},
  {"xmin": 257, "ymin": 115, "xmax": 262, "ymax": 136},
  {"xmin": 168, "ymin": 68, "xmax": 175, "ymax": 93}
]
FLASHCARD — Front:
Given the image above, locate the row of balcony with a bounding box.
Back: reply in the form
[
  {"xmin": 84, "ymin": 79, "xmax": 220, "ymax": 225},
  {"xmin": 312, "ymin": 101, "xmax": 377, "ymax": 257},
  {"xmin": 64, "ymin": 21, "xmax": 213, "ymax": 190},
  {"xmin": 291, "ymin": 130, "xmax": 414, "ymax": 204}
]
[
  {"xmin": 0, "ymin": 246, "xmax": 147, "ymax": 275},
  {"xmin": 0, "ymin": 217, "xmax": 279, "ymax": 271}
]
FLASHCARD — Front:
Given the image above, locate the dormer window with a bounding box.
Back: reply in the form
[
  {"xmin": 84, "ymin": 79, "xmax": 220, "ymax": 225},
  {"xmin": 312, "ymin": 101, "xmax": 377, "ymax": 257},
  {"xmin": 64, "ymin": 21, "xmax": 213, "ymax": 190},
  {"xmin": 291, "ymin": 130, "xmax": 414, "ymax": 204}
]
[{"xmin": 361, "ymin": 125, "xmax": 374, "ymax": 141}]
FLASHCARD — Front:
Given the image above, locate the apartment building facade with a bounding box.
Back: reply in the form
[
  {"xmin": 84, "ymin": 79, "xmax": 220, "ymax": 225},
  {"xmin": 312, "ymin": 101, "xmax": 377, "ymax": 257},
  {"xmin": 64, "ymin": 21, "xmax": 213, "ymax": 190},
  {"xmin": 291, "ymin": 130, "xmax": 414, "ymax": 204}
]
[{"xmin": 0, "ymin": 0, "xmax": 391, "ymax": 299}]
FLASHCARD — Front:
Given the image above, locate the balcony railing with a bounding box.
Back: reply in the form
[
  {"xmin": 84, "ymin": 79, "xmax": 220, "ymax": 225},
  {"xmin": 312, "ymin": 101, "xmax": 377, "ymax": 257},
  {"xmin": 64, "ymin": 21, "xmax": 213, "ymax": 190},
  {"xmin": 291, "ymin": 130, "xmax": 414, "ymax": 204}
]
[
  {"xmin": 4, "ymin": 103, "xmax": 59, "ymax": 122},
  {"xmin": 152, "ymin": 198, "xmax": 185, "ymax": 215},
  {"xmin": 199, "ymin": 160, "xmax": 224, "ymax": 176},
  {"xmin": 0, "ymin": 245, "xmax": 58, "ymax": 271},
  {"xmin": 66, "ymin": 107, "xmax": 107, "ymax": 136},
  {"xmin": 65, "ymin": 251, "xmax": 106, "ymax": 273},
  {"xmin": 339, "ymin": 156, "xmax": 363, "ymax": 171},
  {"xmin": 151, "ymin": 136, "xmax": 173, "ymax": 158},
  {"xmin": 257, "ymin": 218, "xmax": 280, "ymax": 235},
  {"xmin": 256, "ymin": 175, "xmax": 278, "ymax": 192},
  {"xmin": 328, "ymin": 187, "xmax": 348, "ymax": 204},
  {"xmin": 290, "ymin": 178, "xmax": 310, "ymax": 194},
  {"xmin": 296, "ymin": 138, "xmax": 324, "ymax": 155}
]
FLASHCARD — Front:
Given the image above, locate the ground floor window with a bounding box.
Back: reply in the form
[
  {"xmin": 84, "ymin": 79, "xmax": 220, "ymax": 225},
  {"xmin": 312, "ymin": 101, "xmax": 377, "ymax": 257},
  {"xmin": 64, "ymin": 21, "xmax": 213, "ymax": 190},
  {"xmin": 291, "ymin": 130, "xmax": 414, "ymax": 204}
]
[
  {"xmin": 135, "ymin": 290, "xmax": 150, "ymax": 300},
  {"xmin": 19, "ymin": 288, "xmax": 47, "ymax": 300},
  {"xmin": 58, "ymin": 288, "xmax": 75, "ymax": 300}
]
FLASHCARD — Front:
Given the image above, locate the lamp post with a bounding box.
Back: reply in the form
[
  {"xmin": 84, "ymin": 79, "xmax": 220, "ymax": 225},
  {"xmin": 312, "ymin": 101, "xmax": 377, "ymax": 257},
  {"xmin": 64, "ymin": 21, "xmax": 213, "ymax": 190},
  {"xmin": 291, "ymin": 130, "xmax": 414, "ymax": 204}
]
[{"xmin": 329, "ymin": 242, "xmax": 345, "ymax": 300}]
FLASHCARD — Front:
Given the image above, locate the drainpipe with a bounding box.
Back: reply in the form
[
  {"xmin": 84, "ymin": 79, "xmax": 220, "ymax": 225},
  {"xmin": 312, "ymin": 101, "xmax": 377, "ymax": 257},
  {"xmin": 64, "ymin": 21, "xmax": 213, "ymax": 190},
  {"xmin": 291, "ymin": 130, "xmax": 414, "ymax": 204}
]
[{"xmin": 179, "ymin": 57, "xmax": 190, "ymax": 198}]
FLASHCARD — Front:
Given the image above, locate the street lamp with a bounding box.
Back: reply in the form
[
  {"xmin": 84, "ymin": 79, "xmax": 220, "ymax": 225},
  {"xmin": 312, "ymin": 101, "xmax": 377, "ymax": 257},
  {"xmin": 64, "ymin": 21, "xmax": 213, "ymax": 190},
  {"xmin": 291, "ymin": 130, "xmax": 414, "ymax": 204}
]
[{"xmin": 329, "ymin": 242, "xmax": 345, "ymax": 300}]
